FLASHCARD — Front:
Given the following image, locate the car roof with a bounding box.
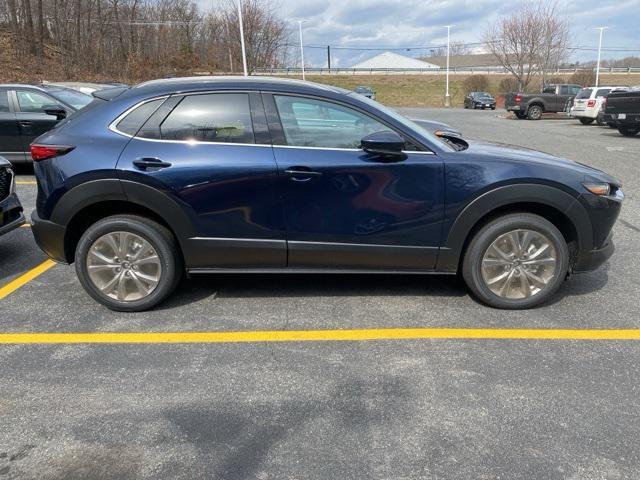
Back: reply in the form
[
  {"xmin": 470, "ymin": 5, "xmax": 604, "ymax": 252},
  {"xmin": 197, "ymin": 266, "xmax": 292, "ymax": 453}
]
[{"xmin": 126, "ymin": 76, "xmax": 348, "ymax": 99}]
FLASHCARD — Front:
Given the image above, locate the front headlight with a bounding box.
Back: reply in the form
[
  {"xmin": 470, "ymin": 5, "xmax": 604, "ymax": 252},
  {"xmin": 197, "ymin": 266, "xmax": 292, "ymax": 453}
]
[
  {"xmin": 582, "ymin": 182, "xmax": 610, "ymax": 196},
  {"xmin": 7, "ymin": 167, "xmax": 15, "ymax": 195}
]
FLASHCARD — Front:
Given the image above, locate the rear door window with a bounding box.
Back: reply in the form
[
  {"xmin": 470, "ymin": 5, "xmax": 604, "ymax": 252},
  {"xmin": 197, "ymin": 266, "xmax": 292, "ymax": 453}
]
[{"xmin": 159, "ymin": 93, "xmax": 254, "ymax": 144}]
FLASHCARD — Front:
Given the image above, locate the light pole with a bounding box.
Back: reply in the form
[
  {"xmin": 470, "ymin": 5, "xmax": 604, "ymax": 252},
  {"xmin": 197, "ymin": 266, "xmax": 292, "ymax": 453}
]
[
  {"xmin": 237, "ymin": 0, "xmax": 248, "ymax": 76},
  {"xmin": 595, "ymin": 26, "xmax": 607, "ymax": 87},
  {"xmin": 297, "ymin": 20, "xmax": 307, "ymax": 80},
  {"xmin": 443, "ymin": 25, "xmax": 454, "ymax": 107}
]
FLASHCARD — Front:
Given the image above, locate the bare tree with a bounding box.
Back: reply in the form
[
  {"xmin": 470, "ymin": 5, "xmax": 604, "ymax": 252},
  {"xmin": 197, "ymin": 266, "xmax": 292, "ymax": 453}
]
[
  {"xmin": 484, "ymin": 1, "xmax": 570, "ymax": 91},
  {"xmin": 429, "ymin": 41, "xmax": 470, "ymax": 57}
]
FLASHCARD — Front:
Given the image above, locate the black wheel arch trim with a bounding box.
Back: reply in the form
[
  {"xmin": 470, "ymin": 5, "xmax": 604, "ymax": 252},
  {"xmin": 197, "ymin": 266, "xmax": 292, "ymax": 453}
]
[
  {"xmin": 50, "ymin": 178, "xmax": 197, "ymax": 249},
  {"xmin": 436, "ymin": 183, "xmax": 593, "ymax": 272}
]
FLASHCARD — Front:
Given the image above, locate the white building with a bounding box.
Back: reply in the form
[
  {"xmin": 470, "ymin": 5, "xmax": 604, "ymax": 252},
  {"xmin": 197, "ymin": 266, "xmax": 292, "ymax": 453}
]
[{"xmin": 350, "ymin": 52, "xmax": 440, "ymax": 70}]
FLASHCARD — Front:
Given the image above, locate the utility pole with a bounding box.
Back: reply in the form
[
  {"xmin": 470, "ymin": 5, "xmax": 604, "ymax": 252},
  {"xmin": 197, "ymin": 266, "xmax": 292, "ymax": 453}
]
[
  {"xmin": 237, "ymin": 0, "xmax": 248, "ymax": 76},
  {"xmin": 297, "ymin": 20, "xmax": 307, "ymax": 80},
  {"xmin": 444, "ymin": 25, "xmax": 454, "ymax": 107},
  {"xmin": 595, "ymin": 26, "xmax": 607, "ymax": 87},
  {"xmin": 327, "ymin": 45, "xmax": 331, "ymax": 70}
]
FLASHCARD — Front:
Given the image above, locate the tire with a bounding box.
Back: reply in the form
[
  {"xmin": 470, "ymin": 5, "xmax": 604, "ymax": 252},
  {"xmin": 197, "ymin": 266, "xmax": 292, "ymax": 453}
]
[
  {"xmin": 618, "ymin": 127, "xmax": 639, "ymax": 137},
  {"xmin": 526, "ymin": 104, "xmax": 543, "ymax": 120},
  {"xmin": 462, "ymin": 213, "xmax": 569, "ymax": 309},
  {"xmin": 491, "ymin": 106, "xmax": 496, "ymax": 110},
  {"xmin": 75, "ymin": 215, "xmax": 183, "ymax": 312},
  {"xmin": 515, "ymin": 112, "xmax": 526, "ymax": 119},
  {"xmin": 579, "ymin": 117, "xmax": 595, "ymax": 125},
  {"xmin": 607, "ymin": 123, "xmax": 617, "ymax": 129},
  {"xmin": 596, "ymin": 116, "xmax": 605, "ymax": 126}
]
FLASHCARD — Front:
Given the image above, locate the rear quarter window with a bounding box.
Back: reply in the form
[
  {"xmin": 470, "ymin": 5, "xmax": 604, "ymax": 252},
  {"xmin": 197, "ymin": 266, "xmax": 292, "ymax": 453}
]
[
  {"xmin": 595, "ymin": 89, "xmax": 611, "ymax": 97},
  {"xmin": 116, "ymin": 98, "xmax": 165, "ymax": 136}
]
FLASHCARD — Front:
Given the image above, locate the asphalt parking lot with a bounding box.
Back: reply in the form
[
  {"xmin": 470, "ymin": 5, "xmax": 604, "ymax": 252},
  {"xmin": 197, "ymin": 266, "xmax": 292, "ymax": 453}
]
[{"xmin": 2, "ymin": 108, "xmax": 640, "ymax": 479}]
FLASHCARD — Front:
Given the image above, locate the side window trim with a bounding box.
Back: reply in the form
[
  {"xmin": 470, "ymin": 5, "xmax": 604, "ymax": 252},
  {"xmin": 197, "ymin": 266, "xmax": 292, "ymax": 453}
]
[{"xmin": 262, "ymin": 92, "xmax": 432, "ymax": 154}]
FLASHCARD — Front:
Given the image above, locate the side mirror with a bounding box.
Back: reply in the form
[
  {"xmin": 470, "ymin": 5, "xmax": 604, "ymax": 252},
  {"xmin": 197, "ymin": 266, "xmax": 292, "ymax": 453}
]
[
  {"xmin": 43, "ymin": 105, "xmax": 67, "ymax": 120},
  {"xmin": 361, "ymin": 131, "xmax": 406, "ymax": 158}
]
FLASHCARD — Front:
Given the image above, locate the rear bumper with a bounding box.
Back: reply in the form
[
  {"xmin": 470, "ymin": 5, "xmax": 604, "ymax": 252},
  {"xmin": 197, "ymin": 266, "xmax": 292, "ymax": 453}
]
[
  {"xmin": 30, "ymin": 210, "xmax": 68, "ymax": 263},
  {"xmin": 0, "ymin": 193, "xmax": 25, "ymax": 237}
]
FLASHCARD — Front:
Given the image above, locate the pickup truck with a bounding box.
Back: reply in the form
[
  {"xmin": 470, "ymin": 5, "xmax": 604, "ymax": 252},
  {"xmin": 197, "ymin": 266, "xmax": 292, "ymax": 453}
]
[
  {"xmin": 505, "ymin": 84, "xmax": 583, "ymax": 120},
  {"xmin": 604, "ymin": 89, "xmax": 640, "ymax": 136}
]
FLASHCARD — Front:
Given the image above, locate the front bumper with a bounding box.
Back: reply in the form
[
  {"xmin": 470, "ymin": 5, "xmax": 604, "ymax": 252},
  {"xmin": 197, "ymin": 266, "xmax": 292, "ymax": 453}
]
[
  {"xmin": 30, "ymin": 210, "xmax": 68, "ymax": 263},
  {"xmin": 573, "ymin": 235, "xmax": 614, "ymax": 273},
  {"xmin": 0, "ymin": 193, "xmax": 25, "ymax": 237}
]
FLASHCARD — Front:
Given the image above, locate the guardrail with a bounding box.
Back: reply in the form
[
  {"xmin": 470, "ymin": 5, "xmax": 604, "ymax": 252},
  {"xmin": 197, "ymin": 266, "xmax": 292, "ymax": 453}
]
[{"xmin": 254, "ymin": 67, "xmax": 640, "ymax": 76}]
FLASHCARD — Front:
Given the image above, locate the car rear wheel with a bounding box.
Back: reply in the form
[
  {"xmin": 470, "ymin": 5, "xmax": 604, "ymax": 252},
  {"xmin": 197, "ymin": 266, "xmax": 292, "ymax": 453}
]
[
  {"xmin": 579, "ymin": 118, "xmax": 595, "ymax": 125},
  {"xmin": 462, "ymin": 213, "xmax": 569, "ymax": 309},
  {"xmin": 75, "ymin": 215, "xmax": 183, "ymax": 312},
  {"xmin": 527, "ymin": 105, "xmax": 543, "ymax": 120},
  {"xmin": 619, "ymin": 127, "xmax": 639, "ymax": 137}
]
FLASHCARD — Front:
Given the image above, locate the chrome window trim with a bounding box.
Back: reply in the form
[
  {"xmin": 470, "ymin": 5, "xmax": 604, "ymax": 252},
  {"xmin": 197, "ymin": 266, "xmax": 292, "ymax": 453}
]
[
  {"xmin": 272, "ymin": 144, "xmax": 435, "ymax": 155},
  {"xmin": 108, "ymin": 92, "xmax": 433, "ymax": 155},
  {"xmin": 108, "ymin": 95, "xmax": 170, "ymax": 138}
]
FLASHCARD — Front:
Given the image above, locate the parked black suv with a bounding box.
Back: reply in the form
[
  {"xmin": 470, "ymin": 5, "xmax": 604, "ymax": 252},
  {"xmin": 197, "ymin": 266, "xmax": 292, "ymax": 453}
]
[
  {"xmin": 0, "ymin": 155, "xmax": 25, "ymax": 237},
  {"xmin": 0, "ymin": 84, "xmax": 92, "ymax": 164}
]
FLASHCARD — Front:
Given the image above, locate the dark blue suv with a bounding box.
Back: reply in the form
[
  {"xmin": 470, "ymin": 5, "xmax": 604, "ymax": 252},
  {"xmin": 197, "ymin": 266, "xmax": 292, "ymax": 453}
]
[{"xmin": 30, "ymin": 77, "xmax": 623, "ymax": 311}]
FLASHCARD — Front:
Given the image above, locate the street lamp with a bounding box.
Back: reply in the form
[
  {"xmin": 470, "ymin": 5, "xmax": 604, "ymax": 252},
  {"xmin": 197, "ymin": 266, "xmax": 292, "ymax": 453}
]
[
  {"xmin": 595, "ymin": 26, "xmax": 607, "ymax": 88},
  {"xmin": 443, "ymin": 25, "xmax": 454, "ymax": 107},
  {"xmin": 297, "ymin": 20, "xmax": 308, "ymax": 80},
  {"xmin": 237, "ymin": 0, "xmax": 248, "ymax": 76}
]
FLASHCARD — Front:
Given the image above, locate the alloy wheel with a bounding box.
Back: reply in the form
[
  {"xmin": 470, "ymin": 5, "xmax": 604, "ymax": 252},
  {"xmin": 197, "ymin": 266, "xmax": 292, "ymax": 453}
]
[
  {"xmin": 86, "ymin": 231, "xmax": 162, "ymax": 302},
  {"xmin": 480, "ymin": 229, "xmax": 557, "ymax": 299}
]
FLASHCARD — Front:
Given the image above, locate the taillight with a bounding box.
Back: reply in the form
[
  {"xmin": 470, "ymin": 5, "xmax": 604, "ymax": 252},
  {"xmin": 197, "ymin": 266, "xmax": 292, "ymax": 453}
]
[
  {"xmin": 30, "ymin": 145, "xmax": 75, "ymax": 162},
  {"xmin": 587, "ymin": 99, "xmax": 596, "ymax": 108},
  {"xmin": 515, "ymin": 94, "xmax": 522, "ymax": 104}
]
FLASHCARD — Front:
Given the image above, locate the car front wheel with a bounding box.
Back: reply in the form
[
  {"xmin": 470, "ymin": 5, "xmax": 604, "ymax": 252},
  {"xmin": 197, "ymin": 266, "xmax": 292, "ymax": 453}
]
[
  {"xmin": 462, "ymin": 213, "xmax": 569, "ymax": 309},
  {"xmin": 75, "ymin": 215, "xmax": 183, "ymax": 312}
]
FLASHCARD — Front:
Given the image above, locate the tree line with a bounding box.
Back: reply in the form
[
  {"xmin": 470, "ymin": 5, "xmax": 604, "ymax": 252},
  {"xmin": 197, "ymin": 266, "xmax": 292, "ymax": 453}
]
[{"xmin": 0, "ymin": 0, "xmax": 291, "ymax": 79}]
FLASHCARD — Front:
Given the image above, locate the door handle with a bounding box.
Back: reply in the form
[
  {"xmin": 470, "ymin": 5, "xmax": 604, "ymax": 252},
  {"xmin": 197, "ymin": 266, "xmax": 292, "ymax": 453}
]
[
  {"xmin": 18, "ymin": 120, "xmax": 32, "ymax": 127},
  {"xmin": 284, "ymin": 167, "xmax": 323, "ymax": 182},
  {"xmin": 133, "ymin": 157, "xmax": 172, "ymax": 170}
]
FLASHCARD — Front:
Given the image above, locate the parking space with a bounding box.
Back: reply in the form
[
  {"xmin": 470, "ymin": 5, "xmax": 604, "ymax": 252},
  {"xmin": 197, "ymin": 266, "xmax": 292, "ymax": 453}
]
[{"xmin": 1, "ymin": 110, "xmax": 640, "ymax": 478}]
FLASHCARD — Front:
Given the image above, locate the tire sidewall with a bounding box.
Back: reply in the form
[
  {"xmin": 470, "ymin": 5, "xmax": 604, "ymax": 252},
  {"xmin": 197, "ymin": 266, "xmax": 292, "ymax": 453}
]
[
  {"xmin": 75, "ymin": 216, "xmax": 179, "ymax": 312},
  {"xmin": 462, "ymin": 214, "xmax": 569, "ymax": 309},
  {"xmin": 528, "ymin": 105, "xmax": 543, "ymax": 120}
]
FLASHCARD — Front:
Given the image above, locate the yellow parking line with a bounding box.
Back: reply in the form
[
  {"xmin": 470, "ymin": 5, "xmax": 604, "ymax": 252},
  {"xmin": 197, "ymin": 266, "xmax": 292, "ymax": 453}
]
[
  {"xmin": 16, "ymin": 181, "xmax": 37, "ymax": 185},
  {"xmin": 0, "ymin": 259, "xmax": 56, "ymax": 300},
  {"xmin": 2, "ymin": 328, "xmax": 640, "ymax": 344}
]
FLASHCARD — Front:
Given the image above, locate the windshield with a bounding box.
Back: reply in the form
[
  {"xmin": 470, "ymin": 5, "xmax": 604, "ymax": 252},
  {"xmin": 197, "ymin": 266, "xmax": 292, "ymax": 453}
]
[
  {"xmin": 349, "ymin": 93, "xmax": 452, "ymax": 150},
  {"xmin": 477, "ymin": 92, "xmax": 492, "ymax": 98},
  {"xmin": 575, "ymin": 88, "xmax": 593, "ymax": 99},
  {"xmin": 47, "ymin": 88, "xmax": 93, "ymax": 110}
]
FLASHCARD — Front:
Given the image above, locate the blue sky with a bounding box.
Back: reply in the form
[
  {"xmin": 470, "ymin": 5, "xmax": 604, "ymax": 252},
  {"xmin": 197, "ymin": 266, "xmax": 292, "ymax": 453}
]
[{"xmin": 207, "ymin": 0, "xmax": 640, "ymax": 67}]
